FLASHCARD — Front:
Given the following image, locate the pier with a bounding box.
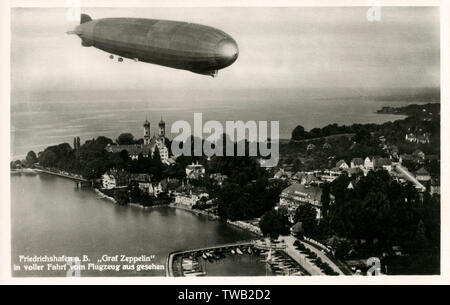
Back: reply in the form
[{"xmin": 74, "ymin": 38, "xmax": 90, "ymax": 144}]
[{"xmin": 34, "ymin": 166, "xmax": 93, "ymax": 188}]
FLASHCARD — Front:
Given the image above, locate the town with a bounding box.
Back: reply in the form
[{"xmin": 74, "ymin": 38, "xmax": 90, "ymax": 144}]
[{"xmin": 11, "ymin": 103, "xmax": 440, "ymax": 275}]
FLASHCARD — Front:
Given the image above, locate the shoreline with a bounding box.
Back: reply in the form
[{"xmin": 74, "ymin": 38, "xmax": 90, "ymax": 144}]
[
  {"xmin": 94, "ymin": 188, "xmax": 170, "ymax": 209},
  {"xmin": 94, "ymin": 188, "xmax": 117, "ymax": 203},
  {"xmin": 169, "ymin": 203, "xmax": 263, "ymax": 237},
  {"xmin": 93, "ymin": 186, "xmax": 262, "ymax": 237}
]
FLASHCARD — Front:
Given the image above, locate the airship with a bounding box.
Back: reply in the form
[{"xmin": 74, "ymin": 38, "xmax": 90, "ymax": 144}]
[{"xmin": 68, "ymin": 14, "xmax": 239, "ymax": 77}]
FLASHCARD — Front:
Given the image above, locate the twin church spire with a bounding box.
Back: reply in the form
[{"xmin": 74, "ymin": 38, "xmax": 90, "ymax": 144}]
[{"xmin": 143, "ymin": 116, "xmax": 165, "ymax": 145}]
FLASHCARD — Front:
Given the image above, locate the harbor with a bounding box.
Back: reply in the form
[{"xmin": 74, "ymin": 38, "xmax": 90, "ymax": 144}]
[{"xmin": 167, "ymin": 239, "xmax": 309, "ymax": 277}]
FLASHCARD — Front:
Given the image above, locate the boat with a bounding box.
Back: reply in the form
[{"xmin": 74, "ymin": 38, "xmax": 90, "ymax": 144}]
[
  {"xmin": 231, "ymin": 249, "xmax": 236, "ymax": 255},
  {"xmin": 236, "ymin": 248, "xmax": 243, "ymax": 255},
  {"xmin": 247, "ymin": 247, "xmax": 253, "ymax": 254},
  {"xmin": 266, "ymin": 248, "xmax": 272, "ymax": 262},
  {"xmin": 202, "ymin": 253, "xmax": 208, "ymax": 260}
]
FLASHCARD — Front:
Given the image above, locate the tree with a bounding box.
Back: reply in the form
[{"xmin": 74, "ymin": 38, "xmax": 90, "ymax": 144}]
[
  {"xmin": 321, "ymin": 182, "xmax": 331, "ymax": 218},
  {"xmin": 116, "ymin": 133, "xmax": 135, "ymax": 145},
  {"xmin": 293, "ymin": 204, "xmax": 318, "ymax": 237},
  {"xmin": 113, "ymin": 189, "xmax": 129, "ymax": 206},
  {"xmin": 129, "ymin": 183, "xmax": 142, "ymax": 203},
  {"xmin": 25, "ymin": 150, "xmax": 38, "ymax": 166},
  {"xmin": 352, "ymin": 129, "xmax": 371, "ymax": 144},
  {"xmin": 291, "ymin": 125, "xmax": 308, "ymax": 141},
  {"xmin": 292, "ymin": 159, "xmax": 304, "ymax": 172},
  {"xmin": 119, "ymin": 150, "xmax": 129, "ymax": 162},
  {"xmin": 39, "ymin": 149, "xmax": 58, "ymax": 167},
  {"xmin": 153, "ymin": 146, "xmax": 162, "ymax": 164},
  {"xmin": 259, "ymin": 210, "xmax": 290, "ymax": 239}
]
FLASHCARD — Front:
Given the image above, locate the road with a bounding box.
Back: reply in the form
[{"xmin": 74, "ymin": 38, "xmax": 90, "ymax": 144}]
[
  {"xmin": 281, "ymin": 236, "xmax": 324, "ymax": 275},
  {"xmin": 395, "ymin": 165, "xmax": 426, "ymax": 191}
]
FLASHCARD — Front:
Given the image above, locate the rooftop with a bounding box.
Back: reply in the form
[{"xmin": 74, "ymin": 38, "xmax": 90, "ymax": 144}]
[{"xmin": 282, "ymin": 183, "xmax": 322, "ymax": 205}]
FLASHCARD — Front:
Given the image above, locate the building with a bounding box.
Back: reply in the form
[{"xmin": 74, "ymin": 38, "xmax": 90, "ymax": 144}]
[
  {"xmin": 301, "ymin": 173, "xmax": 321, "ymax": 186},
  {"xmin": 362, "ymin": 156, "xmax": 391, "ymax": 172},
  {"xmin": 279, "ymin": 183, "xmax": 323, "ymax": 219},
  {"xmin": 336, "ymin": 160, "xmax": 349, "ymax": 169},
  {"xmin": 274, "ymin": 168, "xmax": 292, "ymax": 180},
  {"xmin": 105, "ymin": 118, "xmax": 169, "ymax": 164},
  {"xmin": 415, "ymin": 167, "xmax": 431, "ymax": 182},
  {"xmin": 186, "ymin": 162, "xmax": 206, "ymax": 180},
  {"xmin": 143, "ymin": 118, "xmax": 151, "ymax": 144},
  {"xmin": 209, "ymin": 173, "xmax": 228, "ymax": 185},
  {"xmin": 148, "ymin": 182, "xmax": 164, "ymax": 197},
  {"xmin": 158, "ymin": 117, "xmax": 166, "ymax": 137},
  {"xmin": 405, "ymin": 132, "xmax": 430, "ymax": 144},
  {"xmin": 343, "ymin": 167, "xmax": 364, "ymax": 177},
  {"xmin": 321, "ymin": 169, "xmax": 341, "ymax": 182},
  {"xmin": 412, "ymin": 149, "xmax": 425, "ymax": 160},
  {"xmin": 430, "ymin": 178, "xmax": 440, "ymax": 195},
  {"xmin": 102, "ymin": 168, "xmax": 130, "ymax": 189},
  {"xmin": 399, "ymin": 153, "xmax": 423, "ymax": 164},
  {"xmin": 364, "ymin": 156, "xmax": 376, "ymax": 170},
  {"xmin": 174, "ymin": 187, "xmax": 209, "ymax": 207},
  {"xmin": 130, "ymin": 173, "xmax": 152, "ymax": 192}
]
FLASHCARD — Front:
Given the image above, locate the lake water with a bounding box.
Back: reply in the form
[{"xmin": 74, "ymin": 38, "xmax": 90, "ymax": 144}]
[
  {"xmin": 10, "ymin": 88, "xmax": 434, "ymax": 159},
  {"xmin": 10, "ymin": 89, "xmax": 437, "ymax": 276},
  {"xmin": 11, "ymin": 173, "xmax": 260, "ymax": 277}
]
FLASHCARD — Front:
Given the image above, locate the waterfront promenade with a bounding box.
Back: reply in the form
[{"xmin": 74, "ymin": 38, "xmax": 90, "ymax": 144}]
[
  {"xmin": 281, "ymin": 236, "xmax": 344, "ymax": 275},
  {"xmin": 282, "ymin": 236, "xmax": 323, "ymax": 275}
]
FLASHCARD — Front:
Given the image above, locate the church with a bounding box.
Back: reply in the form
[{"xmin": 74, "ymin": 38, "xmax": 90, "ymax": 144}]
[{"xmin": 105, "ymin": 117, "xmax": 170, "ymax": 164}]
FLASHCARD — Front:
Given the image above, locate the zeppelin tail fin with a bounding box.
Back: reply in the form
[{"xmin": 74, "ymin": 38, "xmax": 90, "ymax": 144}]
[{"xmin": 81, "ymin": 14, "xmax": 92, "ymax": 24}]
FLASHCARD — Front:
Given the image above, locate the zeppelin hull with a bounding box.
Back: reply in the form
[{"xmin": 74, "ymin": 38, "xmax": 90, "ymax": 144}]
[{"xmin": 73, "ymin": 17, "xmax": 239, "ymax": 75}]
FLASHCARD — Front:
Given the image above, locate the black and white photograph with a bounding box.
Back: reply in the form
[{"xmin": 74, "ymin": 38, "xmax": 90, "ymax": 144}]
[{"xmin": 2, "ymin": 0, "xmax": 448, "ymax": 285}]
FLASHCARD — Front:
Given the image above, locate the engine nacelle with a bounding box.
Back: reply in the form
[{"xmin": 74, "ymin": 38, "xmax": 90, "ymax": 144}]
[{"xmin": 191, "ymin": 69, "xmax": 218, "ymax": 78}]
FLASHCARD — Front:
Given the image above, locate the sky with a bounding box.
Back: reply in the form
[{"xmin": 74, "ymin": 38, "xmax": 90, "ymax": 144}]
[{"xmin": 11, "ymin": 6, "xmax": 440, "ymax": 100}]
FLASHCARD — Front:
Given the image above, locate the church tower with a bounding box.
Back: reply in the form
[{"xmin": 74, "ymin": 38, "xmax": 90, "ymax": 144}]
[
  {"xmin": 158, "ymin": 116, "xmax": 166, "ymax": 138},
  {"xmin": 143, "ymin": 118, "xmax": 151, "ymax": 145}
]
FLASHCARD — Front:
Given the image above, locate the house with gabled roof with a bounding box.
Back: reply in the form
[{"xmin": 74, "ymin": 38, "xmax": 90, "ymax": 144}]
[
  {"xmin": 279, "ymin": 183, "xmax": 323, "ymax": 219},
  {"xmin": 415, "ymin": 167, "xmax": 431, "ymax": 182},
  {"xmin": 336, "ymin": 160, "xmax": 349, "ymax": 169}
]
